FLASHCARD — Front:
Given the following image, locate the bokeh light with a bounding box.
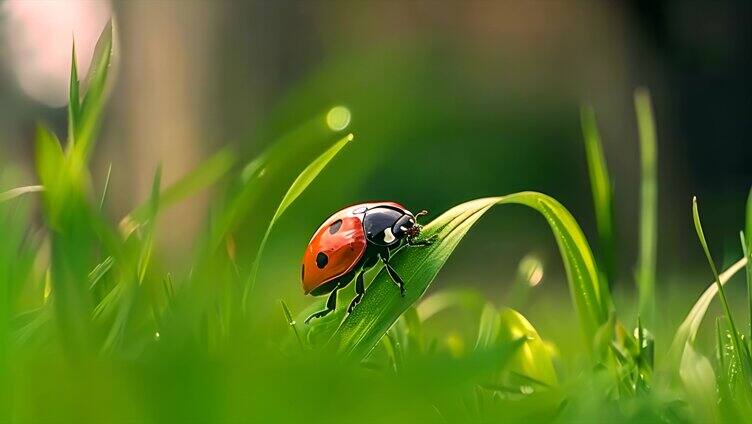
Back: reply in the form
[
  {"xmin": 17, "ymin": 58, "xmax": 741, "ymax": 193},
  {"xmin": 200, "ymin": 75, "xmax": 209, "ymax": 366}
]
[
  {"xmin": 326, "ymin": 106, "xmax": 351, "ymax": 131},
  {"xmin": 2, "ymin": 0, "xmax": 111, "ymax": 107}
]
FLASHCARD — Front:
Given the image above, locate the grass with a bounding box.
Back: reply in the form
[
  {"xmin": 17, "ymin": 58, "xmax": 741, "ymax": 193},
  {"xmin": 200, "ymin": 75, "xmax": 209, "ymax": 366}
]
[
  {"xmin": 634, "ymin": 88, "xmax": 659, "ymax": 330},
  {"xmin": 2, "ymin": 21, "xmax": 752, "ymax": 423}
]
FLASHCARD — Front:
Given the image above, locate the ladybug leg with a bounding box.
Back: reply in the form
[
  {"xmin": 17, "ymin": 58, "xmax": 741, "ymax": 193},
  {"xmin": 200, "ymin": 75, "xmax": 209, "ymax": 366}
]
[
  {"xmin": 347, "ymin": 270, "xmax": 367, "ymax": 314},
  {"xmin": 408, "ymin": 234, "xmax": 437, "ymax": 247},
  {"xmin": 379, "ymin": 252, "xmax": 406, "ymax": 297},
  {"xmin": 304, "ymin": 289, "xmax": 338, "ymax": 324}
]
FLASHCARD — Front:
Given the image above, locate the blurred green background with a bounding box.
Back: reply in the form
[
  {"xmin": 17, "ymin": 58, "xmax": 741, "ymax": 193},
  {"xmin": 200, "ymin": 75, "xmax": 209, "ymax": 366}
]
[
  {"xmin": 2, "ymin": 0, "xmax": 749, "ymax": 279},
  {"xmin": 0, "ymin": 2, "xmax": 750, "ymax": 420}
]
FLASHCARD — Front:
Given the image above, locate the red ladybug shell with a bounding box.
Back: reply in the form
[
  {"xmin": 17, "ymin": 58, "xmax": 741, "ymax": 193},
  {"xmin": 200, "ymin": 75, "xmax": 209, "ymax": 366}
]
[{"xmin": 302, "ymin": 202, "xmax": 405, "ymax": 295}]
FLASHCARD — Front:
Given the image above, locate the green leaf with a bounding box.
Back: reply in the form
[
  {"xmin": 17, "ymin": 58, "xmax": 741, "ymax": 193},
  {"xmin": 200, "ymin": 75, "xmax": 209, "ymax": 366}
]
[
  {"xmin": 679, "ymin": 342, "xmax": 718, "ymax": 423},
  {"xmin": 580, "ymin": 105, "xmax": 614, "ymax": 285},
  {"xmin": 328, "ymin": 192, "xmax": 610, "ymax": 361},
  {"xmin": 496, "ymin": 307, "xmax": 557, "ymax": 387},
  {"xmin": 634, "ymin": 88, "xmax": 658, "ymax": 328},
  {"xmin": 469, "ymin": 306, "xmax": 557, "ymax": 406},
  {"xmin": 243, "ymin": 133, "xmax": 354, "ymax": 307}
]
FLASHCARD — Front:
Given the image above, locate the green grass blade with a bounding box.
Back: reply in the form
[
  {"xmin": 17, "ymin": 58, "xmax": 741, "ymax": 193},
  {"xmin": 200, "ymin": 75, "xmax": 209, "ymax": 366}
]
[
  {"xmin": 0, "ymin": 185, "xmax": 44, "ymax": 204},
  {"xmin": 121, "ymin": 148, "xmax": 236, "ymax": 236},
  {"xmin": 88, "ymin": 256, "xmax": 114, "ymax": 290},
  {"xmin": 210, "ymin": 106, "xmax": 351, "ymax": 252},
  {"xmin": 745, "ymin": 188, "xmax": 752, "ymax": 341},
  {"xmin": 68, "ymin": 41, "xmax": 80, "ymax": 145},
  {"xmin": 474, "ymin": 303, "xmax": 501, "ymax": 351},
  {"xmin": 742, "ymin": 232, "xmax": 752, "ymax": 342},
  {"xmin": 747, "ymin": 188, "xmax": 752, "ymax": 252},
  {"xmin": 243, "ymin": 133, "xmax": 354, "ymax": 308},
  {"xmin": 692, "ymin": 198, "xmax": 738, "ymax": 335},
  {"xmin": 73, "ymin": 20, "xmax": 113, "ymax": 160},
  {"xmin": 716, "ymin": 317, "xmax": 726, "ymax": 383},
  {"xmin": 329, "ymin": 192, "xmax": 610, "ymax": 361},
  {"xmin": 270, "ymin": 133, "xmax": 353, "ymax": 222},
  {"xmin": 690, "ymin": 197, "xmax": 749, "ymax": 384},
  {"xmin": 280, "ymin": 299, "xmax": 304, "ymax": 351},
  {"xmin": 34, "ymin": 125, "xmax": 64, "ymax": 221},
  {"xmin": 101, "ymin": 167, "xmax": 161, "ymax": 354},
  {"xmin": 634, "ymin": 88, "xmax": 658, "ymax": 328},
  {"xmin": 138, "ymin": 166, "xmax": 162, "ymax": 283},
  {"xmin": 99, "ymin": 163, "xmax": 112, "ymax": 211},
  {"xmin": 666, "ymin": 257, "xmax": 747, "ymax": 368},
  {"xmin": 0, "ymin": 197, "xmax": 37, "ymax": 416},
  {"xmin": 580, "ymin": 105, "xmax": 614, "ymax": 285}
]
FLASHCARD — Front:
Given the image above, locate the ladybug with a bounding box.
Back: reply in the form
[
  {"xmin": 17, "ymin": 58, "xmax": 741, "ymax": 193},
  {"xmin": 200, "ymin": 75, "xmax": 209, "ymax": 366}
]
[{"xmin": 301, "ymin": 202, "xmax": 433, "ymax": 323}]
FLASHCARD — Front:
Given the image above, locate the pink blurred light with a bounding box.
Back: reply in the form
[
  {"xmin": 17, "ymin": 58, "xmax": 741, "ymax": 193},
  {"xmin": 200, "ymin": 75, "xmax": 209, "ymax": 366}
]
[{"xmin": 2, "ymin": 0, "xmax": 111, "ymax": 107}]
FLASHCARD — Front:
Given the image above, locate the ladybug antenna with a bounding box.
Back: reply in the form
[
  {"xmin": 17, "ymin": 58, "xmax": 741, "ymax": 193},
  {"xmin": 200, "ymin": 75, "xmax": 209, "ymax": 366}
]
[{"xmin": 415, "ymin": 210, "xmax": 428, "ymax": 219}]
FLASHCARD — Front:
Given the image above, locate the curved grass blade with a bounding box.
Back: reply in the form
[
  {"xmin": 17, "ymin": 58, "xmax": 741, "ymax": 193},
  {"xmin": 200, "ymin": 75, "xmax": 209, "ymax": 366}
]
[
  {"xmin": 691, "ymin": 197, "xmax": 749, "ymax": 383},
  {"xmin": 666, "ymin": 257, "xmax": 747, "ymax": 368},
  {"xmin": 0, "ymin": 185, "xmax": 44, "ymax": 204},
  {"xmin": 243, "ymin": 133, "xmax": 354, "ymax": 308},
  {"xmin": 329, "ymin": 192, "xmax": 610, "ymax": 361},
  {"xmin": 665, "ymin": 197, "xmax": 751, "ymax": 379},
  {"xmin": 580, "ymin": 105, "xmax": 614, "ymax": 286},
  {"xmin": 120, "ymin": 148, "xmax": 235, "ymax": 237},
  {"xmin": 210, "ymin": 106, "xmax": 352, "ymax": 252},
  {"xmin": 634, "ymin": 88, "xmax": 658, "ymax": 328}
]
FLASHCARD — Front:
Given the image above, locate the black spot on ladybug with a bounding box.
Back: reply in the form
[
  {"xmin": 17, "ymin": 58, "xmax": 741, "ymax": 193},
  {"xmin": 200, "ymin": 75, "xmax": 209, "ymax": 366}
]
[
  {"xmin": 316, "ymin": 252, "xmax": 329, "ymax": 269},
  {"xmin": 329, "ymin": 219, "xmax": 343, "ymax": 234},
  {"xmin": 301, "ymin": 264, "xmax": 305, "ymax": 280}
]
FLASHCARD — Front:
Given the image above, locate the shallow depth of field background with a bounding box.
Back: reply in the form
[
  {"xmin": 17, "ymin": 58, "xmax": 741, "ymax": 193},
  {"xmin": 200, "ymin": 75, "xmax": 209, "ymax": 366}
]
[{"xmin": 0, "ymin": 1, "xmax": 751, "ymax": 419}]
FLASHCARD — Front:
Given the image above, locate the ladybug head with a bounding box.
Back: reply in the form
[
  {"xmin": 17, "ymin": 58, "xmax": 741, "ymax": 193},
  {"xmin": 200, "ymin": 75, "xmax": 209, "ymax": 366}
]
[{"xmin": 393, "ymin": 209, "xmax": 427, "ymax": 241}]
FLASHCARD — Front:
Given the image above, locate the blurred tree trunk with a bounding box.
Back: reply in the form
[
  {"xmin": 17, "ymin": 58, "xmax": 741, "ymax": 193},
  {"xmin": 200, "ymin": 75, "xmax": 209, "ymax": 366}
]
[{"xmin": 113, "ymin": 0, "xmax": 219, "ymax": 260}]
